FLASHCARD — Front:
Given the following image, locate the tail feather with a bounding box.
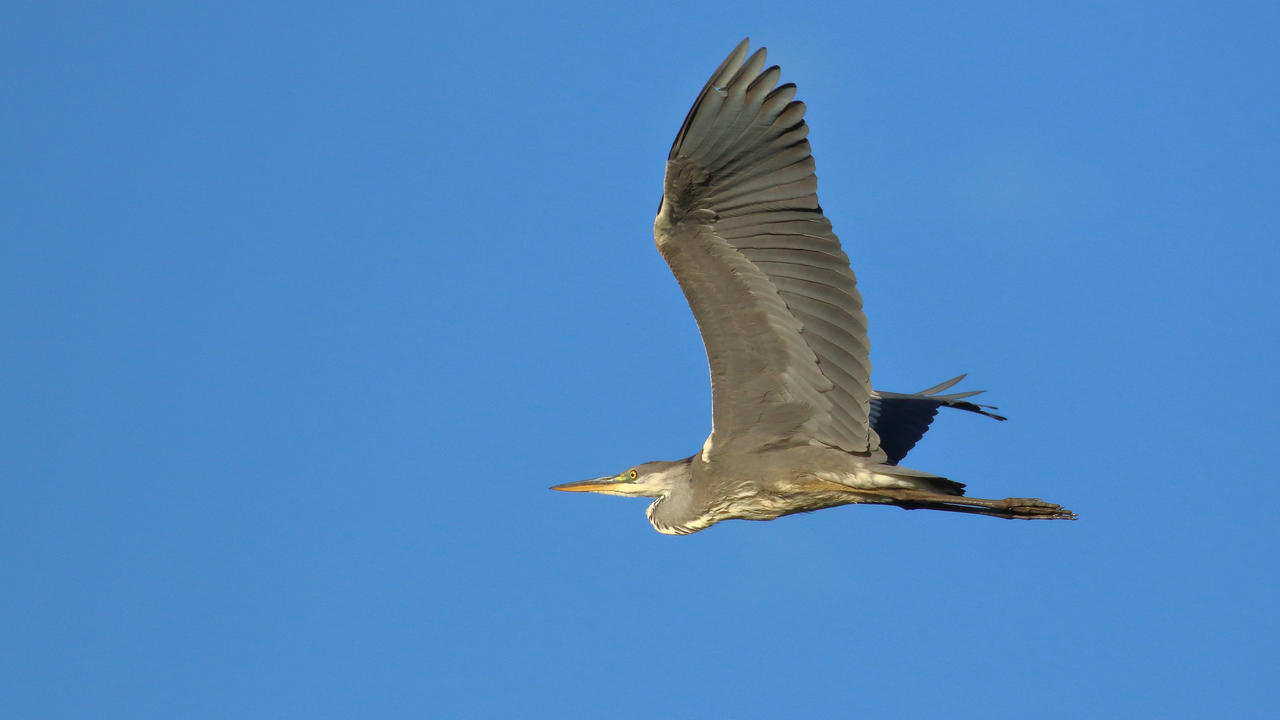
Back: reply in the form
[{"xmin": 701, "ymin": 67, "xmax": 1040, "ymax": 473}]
[
  {"xmin": 920, "ymin": 476, "xmax": 967, "ymax": 496},
  {"xmin": 880, "ymin": 464, "xmax": 966, "ymax": 497}
]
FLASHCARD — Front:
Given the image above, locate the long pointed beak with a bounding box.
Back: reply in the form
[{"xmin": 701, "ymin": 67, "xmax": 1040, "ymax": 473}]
[{"xmin": 550, "ymin": 476, "xmax": 625, "ymax": 493}]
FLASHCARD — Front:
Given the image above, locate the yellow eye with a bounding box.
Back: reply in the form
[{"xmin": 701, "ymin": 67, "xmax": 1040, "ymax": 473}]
[{"xmin": 628, "ymin": 469, "xmax": 638, "ymax": 480}]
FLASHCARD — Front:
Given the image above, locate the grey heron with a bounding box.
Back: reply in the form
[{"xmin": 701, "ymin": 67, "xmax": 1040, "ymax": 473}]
[{"xmin": 552, "ymin": 39, "xmax": 1074, "ymax": 534}]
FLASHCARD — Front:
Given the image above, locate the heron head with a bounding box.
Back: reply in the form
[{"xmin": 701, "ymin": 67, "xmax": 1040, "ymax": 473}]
[{"xmin": 551, "ymin": 460, "xmax": 687, "ymax": 498}]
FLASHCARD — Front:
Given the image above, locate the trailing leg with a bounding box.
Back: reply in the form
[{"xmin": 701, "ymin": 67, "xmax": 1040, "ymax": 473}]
[{"xmin": 863, "ymin": 488, "xmax": 1076, "ymax": 520}]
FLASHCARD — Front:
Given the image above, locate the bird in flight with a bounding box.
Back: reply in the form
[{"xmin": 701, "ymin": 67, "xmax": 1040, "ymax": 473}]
[{"xmin": 553, "ymin": 39, "xmax": 1074, "ymax": 534}]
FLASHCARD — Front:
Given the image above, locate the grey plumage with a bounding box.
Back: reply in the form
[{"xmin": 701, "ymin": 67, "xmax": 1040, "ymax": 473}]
[{"xmin": 553, "ymin": 40, "xmax": 1073, "ymax": 534}]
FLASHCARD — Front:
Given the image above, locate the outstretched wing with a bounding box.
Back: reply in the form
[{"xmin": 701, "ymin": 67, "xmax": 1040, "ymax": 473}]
[{"xmin": 654, "ymin": 39, "xmax": 877, "ymax": 456}]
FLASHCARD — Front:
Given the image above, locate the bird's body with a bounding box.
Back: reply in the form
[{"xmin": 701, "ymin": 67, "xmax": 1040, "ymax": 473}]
[
  {"xmin": 553, "ymin": 40, "xmax": 1073, "ymax": 533},
  {"xmin": 640, "ymin": 447, "xmax": 961, "ymax": 535}
]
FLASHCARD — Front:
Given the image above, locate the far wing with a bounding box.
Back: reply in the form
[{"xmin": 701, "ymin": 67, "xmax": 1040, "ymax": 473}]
[{"xmin": 870, "ymin": 375, "xmax": 1007, "ymax": 465}]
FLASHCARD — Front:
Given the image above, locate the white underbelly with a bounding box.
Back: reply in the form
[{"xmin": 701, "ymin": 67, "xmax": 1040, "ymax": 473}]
[{"xmin": 810, "ymin": 469, "xmax": 916, "ymax": 490}]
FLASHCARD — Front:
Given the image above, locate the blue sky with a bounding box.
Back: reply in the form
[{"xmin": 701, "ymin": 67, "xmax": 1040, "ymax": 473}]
[{"xmin": 3, "ymin": 2, "xmax": 1278, "ymax": 718}]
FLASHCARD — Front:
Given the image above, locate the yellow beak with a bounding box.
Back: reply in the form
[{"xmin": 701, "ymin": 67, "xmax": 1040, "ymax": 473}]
[{"xmin": 550, "ymin": 476, "xmax": 627, "ymax": 493}]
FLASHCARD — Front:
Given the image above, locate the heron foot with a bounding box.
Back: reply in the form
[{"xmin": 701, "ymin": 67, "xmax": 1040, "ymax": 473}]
[{"xmin": 994, "ymin": 497, "xmax": 1077, "ymax": 519}]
